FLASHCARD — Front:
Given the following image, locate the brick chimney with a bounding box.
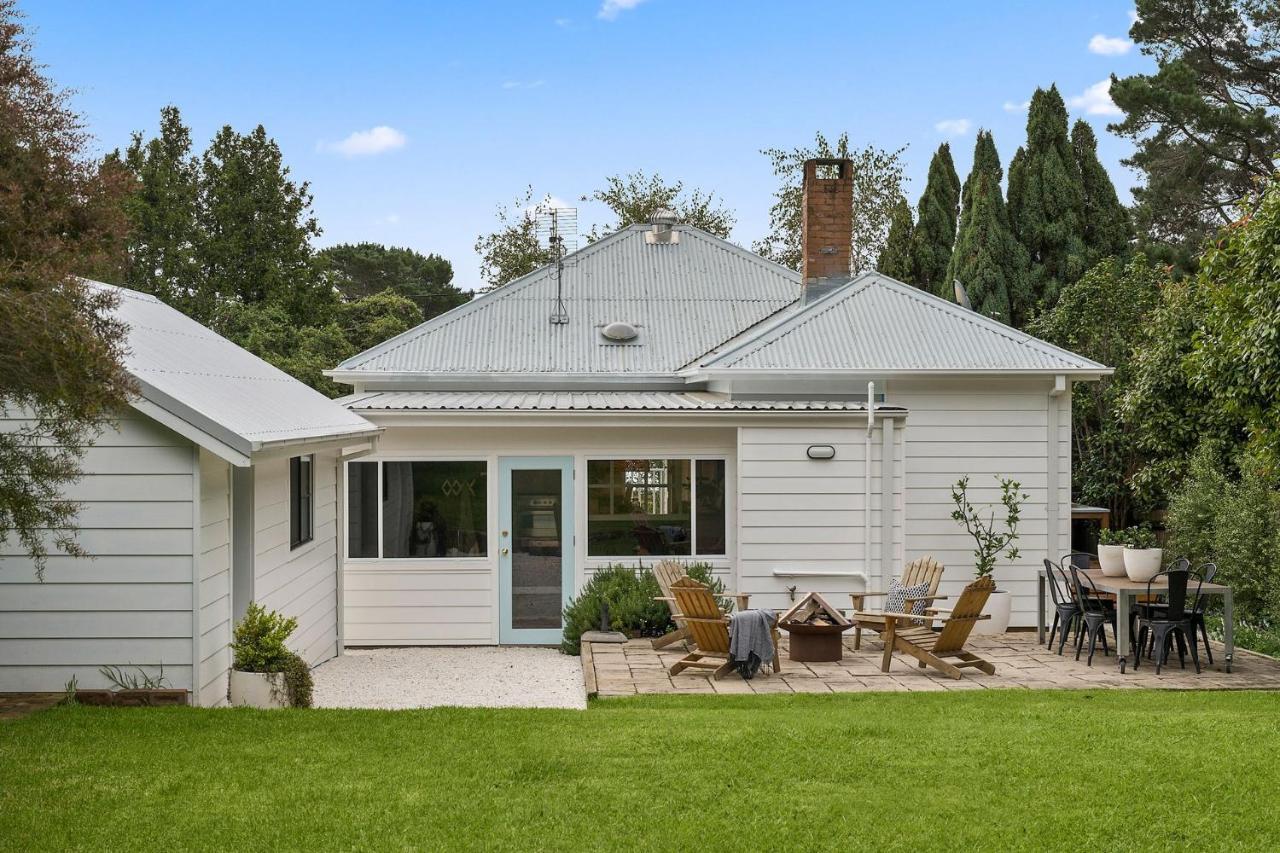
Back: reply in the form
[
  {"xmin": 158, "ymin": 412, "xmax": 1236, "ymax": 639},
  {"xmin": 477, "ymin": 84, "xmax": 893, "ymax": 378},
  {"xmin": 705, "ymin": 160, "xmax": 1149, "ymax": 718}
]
[{"xmin": 800, "ymin": 158, "xmax": 853, "ymax": 303}]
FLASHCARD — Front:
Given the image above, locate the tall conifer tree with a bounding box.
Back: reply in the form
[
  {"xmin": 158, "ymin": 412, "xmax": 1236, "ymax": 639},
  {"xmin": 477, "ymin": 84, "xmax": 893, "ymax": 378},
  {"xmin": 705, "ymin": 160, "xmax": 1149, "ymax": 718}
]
[
  {"xmin": 946, "ymin": 131, "xmax": 1032, "ymax": 325},
  {"xmin": 1072, "ymin": 119, "xmax": 1131, "ymax": 264},
  {"xmin": 1007, "ymin": 86, "xmax": 1088, "ymax": 310},
  {"xmin": 907, "ymin": 143, "xmax": 961, "ymax": 296},
  {"xmin": 876, "ymin": 196, "xmax": 914, "ymax": 280}
]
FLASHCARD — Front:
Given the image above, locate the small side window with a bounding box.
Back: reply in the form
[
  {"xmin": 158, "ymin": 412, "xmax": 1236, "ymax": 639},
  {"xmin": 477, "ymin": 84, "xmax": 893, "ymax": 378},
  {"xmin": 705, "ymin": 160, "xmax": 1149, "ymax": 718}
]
[{"xmin": 290, "ymin": 455, "xmax": 314, "ymax": 549}]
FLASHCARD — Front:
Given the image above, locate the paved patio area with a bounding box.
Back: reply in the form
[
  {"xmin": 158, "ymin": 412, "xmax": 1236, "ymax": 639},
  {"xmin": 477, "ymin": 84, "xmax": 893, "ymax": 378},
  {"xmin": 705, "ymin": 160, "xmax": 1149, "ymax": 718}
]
[{"xmin": 584, "ymin": 633, "xmax": 1280, "ymax": 697}]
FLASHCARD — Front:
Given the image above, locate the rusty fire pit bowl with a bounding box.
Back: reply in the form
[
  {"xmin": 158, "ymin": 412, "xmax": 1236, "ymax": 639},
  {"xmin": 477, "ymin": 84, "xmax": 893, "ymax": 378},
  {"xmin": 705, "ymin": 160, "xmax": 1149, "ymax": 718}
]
[{"xmin": 778, "ymin": 621, "xmax": 849, "ymax": 662}]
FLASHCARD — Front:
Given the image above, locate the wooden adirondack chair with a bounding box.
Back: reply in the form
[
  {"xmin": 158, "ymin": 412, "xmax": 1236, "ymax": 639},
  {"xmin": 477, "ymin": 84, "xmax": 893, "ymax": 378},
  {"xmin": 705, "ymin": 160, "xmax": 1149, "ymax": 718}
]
[
  {"xmin": 651, "ymin": 560, "xmax": 749, "ymax": 650},
  {"xmin": 880, "ymin": 575, "xmax": 996, "ymax": 680},
  {"xmin": 848, "ymin": 556, "xmax": 946, "ymax": 649},
  {"xmin": 667, "ymin": 577, "xmax": 780, "ymax": 679}
]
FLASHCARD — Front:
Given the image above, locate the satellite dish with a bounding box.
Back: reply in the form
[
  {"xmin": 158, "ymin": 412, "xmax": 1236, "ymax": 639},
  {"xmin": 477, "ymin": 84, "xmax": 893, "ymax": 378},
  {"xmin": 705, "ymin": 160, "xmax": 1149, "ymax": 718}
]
[{"xmin": 953, "ymin": 278, "xmax": 973, "ymax": 311}]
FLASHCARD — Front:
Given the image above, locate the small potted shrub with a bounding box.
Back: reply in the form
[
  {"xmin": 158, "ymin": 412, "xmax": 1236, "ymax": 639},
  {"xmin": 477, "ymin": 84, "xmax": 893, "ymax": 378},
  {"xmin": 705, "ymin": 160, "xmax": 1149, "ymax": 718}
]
[
  {"xmin": 229, "ymin": 603, "xmax": 313, "ymax": 709},
  {"xmin": 950, "ymin": 475, "xmax": 1027, "ymax": 634},
  {"xmin": 1122, "ymin": 525, "xmax": 1163, "ymax": 582},
  {"xmin": 1096, "ymin": 527, "xmax": 1130, "ymax": 577}
]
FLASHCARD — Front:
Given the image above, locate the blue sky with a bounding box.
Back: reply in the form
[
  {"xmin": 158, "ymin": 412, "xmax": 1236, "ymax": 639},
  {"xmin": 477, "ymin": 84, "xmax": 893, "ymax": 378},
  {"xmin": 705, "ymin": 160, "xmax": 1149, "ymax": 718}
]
[{"xmin": 26, "ymin": 0, "xmax": 1149, "ymax": 291}]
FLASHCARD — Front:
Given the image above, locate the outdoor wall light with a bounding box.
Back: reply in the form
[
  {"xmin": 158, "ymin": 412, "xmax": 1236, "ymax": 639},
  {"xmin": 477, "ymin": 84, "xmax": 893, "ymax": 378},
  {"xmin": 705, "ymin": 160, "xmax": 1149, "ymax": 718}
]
[{"xmin": 806, "ymin": 445, "xmax": 836, "ymax": 460}]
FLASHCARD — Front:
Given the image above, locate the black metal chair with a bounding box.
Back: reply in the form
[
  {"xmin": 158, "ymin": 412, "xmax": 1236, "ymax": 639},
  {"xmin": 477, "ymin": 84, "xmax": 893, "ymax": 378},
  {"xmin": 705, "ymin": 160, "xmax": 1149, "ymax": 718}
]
[
  {"xmin": 1142, "ymin": 561, "xmax": 1217, "ymax": 664},
  {"xmin": 1069, "ymin": 564, "xmax": 1116, "ymax": 665},
  {"xmin": 1044, "ymin": 558, "xmax": 1081, "ymax": 655},
  {"xmin": 1135, "ymin": 567, "xmax": 1203, "ymax": 675}
]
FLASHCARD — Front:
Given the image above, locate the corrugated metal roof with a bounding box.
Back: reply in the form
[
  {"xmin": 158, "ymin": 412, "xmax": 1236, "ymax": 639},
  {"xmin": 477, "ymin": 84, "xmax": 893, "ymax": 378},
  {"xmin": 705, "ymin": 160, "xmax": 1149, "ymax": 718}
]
[
  {"xmin": 696, "ymin": 272, "xmax": 1109, "ymax": 373},
  {"xmin": 340, "ymin": 390, "xmax": 897, "ymax": 412},
  {"xmin": 94, "ymin": 281, "xmax": 378, "ymax": 455},
  {"xmin": 331, "ymin": 225, "xmax": 800, "ymax": 376}
]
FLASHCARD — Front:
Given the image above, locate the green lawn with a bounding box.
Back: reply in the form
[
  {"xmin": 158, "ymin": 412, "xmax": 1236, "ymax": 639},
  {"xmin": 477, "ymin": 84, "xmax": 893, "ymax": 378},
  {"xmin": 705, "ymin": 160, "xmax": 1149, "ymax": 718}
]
[{"xmin": 2, "ymin": 691, "xmax": 1278, "ymax": 851}]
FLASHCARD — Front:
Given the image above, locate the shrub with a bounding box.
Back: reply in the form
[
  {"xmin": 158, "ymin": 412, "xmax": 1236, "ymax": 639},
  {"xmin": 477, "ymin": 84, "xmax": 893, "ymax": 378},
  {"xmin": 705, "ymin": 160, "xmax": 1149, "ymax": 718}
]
[
  {"xmin": 232, "ymin": 602, "xmax": 313, "ymax": 708},
  {"xmin": 561, "ymin": 562, "xmax": 723, "ymax": 655},
  {"xmin": 1125, "ymin": 525, "xmax": 1157, "ymax": 550},
  {"xmin": 1098, "ymin": 527, "xmax": 1130, "ymax": 547}
]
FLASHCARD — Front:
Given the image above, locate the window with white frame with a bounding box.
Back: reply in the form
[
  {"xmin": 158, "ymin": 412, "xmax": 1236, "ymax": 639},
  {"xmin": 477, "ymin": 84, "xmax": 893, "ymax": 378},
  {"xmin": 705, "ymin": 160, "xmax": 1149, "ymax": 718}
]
[
  {"xmin": 586, "ymin": 458, "xmax": 726, "ymax": 557},
  {"xmin": 347, "ymin": 460, "xmax": 487, "ymax": 559}
]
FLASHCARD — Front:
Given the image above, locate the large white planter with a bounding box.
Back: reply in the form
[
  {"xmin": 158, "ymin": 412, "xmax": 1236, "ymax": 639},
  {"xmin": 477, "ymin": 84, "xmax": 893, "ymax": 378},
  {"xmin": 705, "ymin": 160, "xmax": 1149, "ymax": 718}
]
[
  {"xmin": 229, "ymin": 669, "xmax": 288, "ymax": 709},
  {"xmin": 1123, "ymin": 548, "xmax": 1164, "ymax": 583},
  {"xmin": 972, "ymin": 588, "xmax": 1012, "ymax": 635},
  {"xmin": 1097, "ymin": 544, "xmax": 1127, "ymax": 577}
]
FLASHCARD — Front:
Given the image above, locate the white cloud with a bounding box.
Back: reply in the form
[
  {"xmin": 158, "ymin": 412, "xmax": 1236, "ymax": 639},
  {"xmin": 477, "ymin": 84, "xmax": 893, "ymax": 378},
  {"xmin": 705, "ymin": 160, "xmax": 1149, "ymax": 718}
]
[
  {"xmin": 1069, "ymin": 78, "xmax": 1122, "ymax": 116},
  {"xmin": 502, "ymin": 79, "xmax": 545, "ymax": 90},
  {"xmin": 598, "ymin": 0, "xmax": 648, "ymax": 21},
  {"xmin": 554, "ymin": 17, "xmax": 572, "ymax": 27},
  {"xmin": 320, "ymin": 126, "xmax": 407, "ymax": 158},
  {"xmin": 934, "ymin": 118, "xmax": 972, "ymax": 137},
  {"xmin": 1003, "ymin": 100, "xmax": 1030, "ymax": 113},
  {"xmin": 1129, "ymin": 8, "xmax": 1139, "ymax": 25},
  {"xmin": 1089, "ymin": 33, "xmax": 1132, "ymax": 55},
  {"xmin": 524, "ymin": 194, "xmax": 573, "ymax": 216},
  {"xmin": 383, "ymin": 213, "xmax": 400, "ymax": 225}
]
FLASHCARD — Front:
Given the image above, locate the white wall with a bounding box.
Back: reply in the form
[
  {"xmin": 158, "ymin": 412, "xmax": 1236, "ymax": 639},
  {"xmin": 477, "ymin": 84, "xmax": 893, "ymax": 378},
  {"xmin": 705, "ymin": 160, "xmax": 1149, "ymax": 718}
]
[
  {"xmin": 251, "ymin": 451, "xmax": 341, "ymax": 666},
  {"xmin": 0, "ymin": 415, "xmax": 197, "ymax": 693},
  {"xmin": 890, "ymin": 378, "xmax": 1069, "ymax": 626},
  {"xmin": 196, "ymin": 449, "xmax": 232, "ymax": 707}
]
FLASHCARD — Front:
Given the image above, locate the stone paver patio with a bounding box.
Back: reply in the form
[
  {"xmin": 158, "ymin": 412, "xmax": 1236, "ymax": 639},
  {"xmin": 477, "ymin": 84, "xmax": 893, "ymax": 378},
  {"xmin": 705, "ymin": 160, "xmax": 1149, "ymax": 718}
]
[{"xmin": 584, "ymin": 633, "xmax": 1280, "ymax": 697}]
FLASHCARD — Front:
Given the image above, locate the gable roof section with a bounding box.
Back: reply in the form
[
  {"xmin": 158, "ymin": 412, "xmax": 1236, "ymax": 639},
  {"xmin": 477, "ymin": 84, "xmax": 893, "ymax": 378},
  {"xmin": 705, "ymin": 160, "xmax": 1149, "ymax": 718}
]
[
  {"xmin": 692, "ymin": 272, "xmax": 1109, "ymax": 375},
  {"xmin": 329, "ymin": 225, "xmax": 800, "ymax": 379},
  {"xmin": 92, "ymin": 281, "xmax": 378, "ymax": 464}
]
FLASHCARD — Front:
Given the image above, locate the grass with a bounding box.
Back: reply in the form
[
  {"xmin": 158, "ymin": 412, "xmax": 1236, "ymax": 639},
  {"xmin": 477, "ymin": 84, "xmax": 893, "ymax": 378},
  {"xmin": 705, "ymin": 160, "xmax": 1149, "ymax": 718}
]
[{"xmin": 2, "ymin": 691, "xmax": 1279, "ymax": 851}]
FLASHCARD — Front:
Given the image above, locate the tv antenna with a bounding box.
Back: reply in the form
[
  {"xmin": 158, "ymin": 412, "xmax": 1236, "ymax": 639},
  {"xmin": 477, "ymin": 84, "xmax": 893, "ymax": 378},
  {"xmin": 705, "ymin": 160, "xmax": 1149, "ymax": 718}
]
[{"xmin": 536, "ymin": 206, "xmax": 577, "ymax": 325}]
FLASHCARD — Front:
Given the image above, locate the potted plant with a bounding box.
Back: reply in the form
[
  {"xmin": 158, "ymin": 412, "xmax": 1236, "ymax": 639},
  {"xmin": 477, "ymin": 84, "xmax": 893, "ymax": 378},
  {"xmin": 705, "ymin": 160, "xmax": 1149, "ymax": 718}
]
[
  {"xmin": 1096, "ymin": 527, "xmax": 1130, "ymax": 576},
  {"xmin": 1122, "ymin": 525, "xmax": 1163, "ymax": 582},
  {"xmin": 950, "ymin": 475, "xmax": 1028, "ymax": 634},
  {"xmin": 229, "ymin": 603, "xmax": 314, "ymax": 709}
]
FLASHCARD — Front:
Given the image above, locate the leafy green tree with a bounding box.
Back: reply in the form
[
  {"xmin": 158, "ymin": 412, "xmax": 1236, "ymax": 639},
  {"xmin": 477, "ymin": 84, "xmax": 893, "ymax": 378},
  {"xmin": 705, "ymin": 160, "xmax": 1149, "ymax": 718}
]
[
  {"xmin": 583, "ymin": 171, "xmax": 734, "ymax": 240},
  {"xmin": 0, "ymin": 1, "xmax": 135, "ymax": 576},
  {"xmin": 907, "ymin": 143, "xmax": 961, "ymax": 296},
  {"xmin": 337, "ymin": 290, "xmax": 424, "ymax": 353},
  {"xmin": 1071, "ymin": 120, "xmax": 1132, "ymax": 264},
  {"xmin": 1031, "ymin": 256, "xmax": 1164, "ymax": 525},
  {"xmin": 1187, "ymin": 175, "xmax": 1280, "ymax": 466},
  {"xmin": 1110, "ymin": 0, "xmax": 1280, "ymax": 263},
  {"xmin": 318, "ymin": 242, "xmax": 468, "ymax": 318},
  {"xmin": 1007, "ymin": 86, "xmax": 1088, "ymax": 310},
  {"xmin": 474, "ymin": 186, "xmax": 558, "ymax": 289},
  {"xmin": 946, "ymin": 131, "xmax": 1031, "ymax": 324},
  {"xmin": 755, "ymin": 132, "xmax": 909, "ymax": 274},
  {"xmin": 876, "ymin": 196, "xmax": 913, "ymax": 280}
]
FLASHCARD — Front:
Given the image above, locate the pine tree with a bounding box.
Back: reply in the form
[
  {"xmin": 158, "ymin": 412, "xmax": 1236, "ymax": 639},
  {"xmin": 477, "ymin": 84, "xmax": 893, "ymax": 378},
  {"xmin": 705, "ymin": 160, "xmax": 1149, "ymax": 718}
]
[
  {"xmin": 1072, "ymin": 119, "xmax": 1131, "ymax": 264},
  {"xmin": 946, "ymin": 131, "xmax": 1032, "ymax": 325},
  {"xmin": 907, "ymin": 143, "xmax": 961, "ymax": 296},
  {"xmin": 876, "ymin": 196, "xmax": 914, "ymax": 280},
  {"xmin": 1007, "ymin": 86, "xmax": 1088, "ymax": 310}
]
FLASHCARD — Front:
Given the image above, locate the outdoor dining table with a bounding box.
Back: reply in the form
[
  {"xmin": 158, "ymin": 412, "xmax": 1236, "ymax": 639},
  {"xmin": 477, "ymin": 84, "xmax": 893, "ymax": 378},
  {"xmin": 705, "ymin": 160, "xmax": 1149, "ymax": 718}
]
[{"xmin": 1036, "ymin": 567, "xmax": 1235, "ymax": 673}]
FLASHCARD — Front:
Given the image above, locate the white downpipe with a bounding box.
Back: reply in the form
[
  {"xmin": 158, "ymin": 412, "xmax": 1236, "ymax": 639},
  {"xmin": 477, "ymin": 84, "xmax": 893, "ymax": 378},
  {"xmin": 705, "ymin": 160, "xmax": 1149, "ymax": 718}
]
[{"xmin": 865, "ymin": 381, "xmax": 875, "ymax": 584}]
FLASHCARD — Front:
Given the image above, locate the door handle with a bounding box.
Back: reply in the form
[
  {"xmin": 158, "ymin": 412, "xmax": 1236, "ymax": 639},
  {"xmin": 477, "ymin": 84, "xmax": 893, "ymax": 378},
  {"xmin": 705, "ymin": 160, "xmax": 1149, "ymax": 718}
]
[{"xmin": 501, "ymin": 548, "xmax": 510, "ymax": 556}]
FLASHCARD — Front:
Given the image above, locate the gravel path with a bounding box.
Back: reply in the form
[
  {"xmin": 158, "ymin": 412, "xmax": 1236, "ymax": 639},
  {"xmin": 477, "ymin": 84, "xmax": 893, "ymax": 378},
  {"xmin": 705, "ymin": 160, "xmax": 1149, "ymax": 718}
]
[{"xmin": 311, "ymin": 647, "xmax": 586, "ymax": 710}]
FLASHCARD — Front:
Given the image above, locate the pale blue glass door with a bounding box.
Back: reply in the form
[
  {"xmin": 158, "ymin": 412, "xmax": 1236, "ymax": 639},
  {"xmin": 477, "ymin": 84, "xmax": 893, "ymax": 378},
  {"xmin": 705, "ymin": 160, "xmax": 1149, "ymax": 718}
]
[{"xmin": 499, "ymin": 457, "xmax": 574, "ymax": 644}]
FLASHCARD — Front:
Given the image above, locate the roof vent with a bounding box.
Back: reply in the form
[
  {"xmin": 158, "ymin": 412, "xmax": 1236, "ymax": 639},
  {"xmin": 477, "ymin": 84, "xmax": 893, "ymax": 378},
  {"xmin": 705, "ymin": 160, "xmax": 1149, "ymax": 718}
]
[
  {"xmin": 600, "ymin": 321, "xmax": 640, "ymax": 343},
  {"xmin": 645, "ymin": 208, "xmax": 680, "ymax": 245}
]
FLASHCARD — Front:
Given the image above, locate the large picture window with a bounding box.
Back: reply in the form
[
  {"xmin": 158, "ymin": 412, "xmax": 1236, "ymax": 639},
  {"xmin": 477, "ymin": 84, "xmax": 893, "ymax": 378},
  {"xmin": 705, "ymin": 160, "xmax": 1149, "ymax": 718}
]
[
  {"xmin": 347, "ymin": 460, "xmax": 487, "ymax": 559},
  {"xmin": 586, "ymin": 458, "xmax": 726, "ymax": 557}
]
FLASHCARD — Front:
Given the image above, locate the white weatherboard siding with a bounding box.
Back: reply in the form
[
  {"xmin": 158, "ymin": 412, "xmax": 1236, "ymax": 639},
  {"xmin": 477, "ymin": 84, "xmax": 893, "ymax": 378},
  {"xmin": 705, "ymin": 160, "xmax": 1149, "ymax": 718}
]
[
  {"xmin": 252, "ymin": 452, "xmax": 341, "ymax": 666},
  {"xmin": 890, "ymin": 378, "xmax": 1069, "ymax": 626},
  {"xmin": 344, "ymin": 425, "xmax": 737, "ymax": 645},
  {"xmin": 0, "ymin": 415, "xmax": 197, "ymax": 693},
  {"xmin": 196, "ymin": 450, "xmax": 232, "ymax": 707}
]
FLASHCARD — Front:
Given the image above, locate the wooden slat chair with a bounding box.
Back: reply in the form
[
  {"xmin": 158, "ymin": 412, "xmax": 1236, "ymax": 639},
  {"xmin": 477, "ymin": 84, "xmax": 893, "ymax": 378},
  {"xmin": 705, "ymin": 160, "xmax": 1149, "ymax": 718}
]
[
  {"xmin": 880, "ymin": 575, "xmax": 996, "ymax": 680},
  {"xmin": 667, "ymin": 577, "xmax": 780, "ymax": 680},
  {"xmin": 848, "ymin": 556, "xmax": 946, "ymax": 650},
  {"xmin": 652, "ymin": 561, "xmax": 749, "ymax": 650}
]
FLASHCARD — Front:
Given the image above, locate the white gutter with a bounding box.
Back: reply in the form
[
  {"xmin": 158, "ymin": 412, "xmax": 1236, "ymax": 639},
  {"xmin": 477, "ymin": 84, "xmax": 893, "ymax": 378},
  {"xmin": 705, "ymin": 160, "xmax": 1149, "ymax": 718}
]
[{"xmin": 865, "ymin": 381, "xmax": 875, "ymax": 585}]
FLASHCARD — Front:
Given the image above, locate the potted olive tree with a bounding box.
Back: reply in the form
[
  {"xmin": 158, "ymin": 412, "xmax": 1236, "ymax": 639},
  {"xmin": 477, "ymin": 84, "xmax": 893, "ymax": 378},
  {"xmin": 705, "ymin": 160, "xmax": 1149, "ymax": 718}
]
[
  {"xmin": 1096, "ymin": 527, "xmax": 1129, "ymax": 576},
  {"xmin": 951, "ymin": 475, "xmax": 1027, "ymax": 634},
  {"xmin": 229, "ymin": 603, "xmax": 313, "ymax": 709},
  {"xmin": 1122, "ymin": 525, "xmax": 1163, "ymax": 582}
]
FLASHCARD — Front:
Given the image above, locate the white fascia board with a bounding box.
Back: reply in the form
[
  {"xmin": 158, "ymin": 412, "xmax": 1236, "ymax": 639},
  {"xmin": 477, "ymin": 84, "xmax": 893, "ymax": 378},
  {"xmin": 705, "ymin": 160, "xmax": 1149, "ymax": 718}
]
[
  {"xmin": 349, "ymin": 409, "xmax": 908, "ymax": 429},
  {"xmin": 248, "ymin": 430, "xmax": 381, "ymax": 461},
  {"xmin": 129, "ymin": 396, "xmax": 252, "ymax": 467},
  {"xmin": 683, "ymin": 367, "xmax": 1112, "ymax": 381},
  {"xmin": 322, "ymin": 370, "xmax": 691, "ymax": 389}
]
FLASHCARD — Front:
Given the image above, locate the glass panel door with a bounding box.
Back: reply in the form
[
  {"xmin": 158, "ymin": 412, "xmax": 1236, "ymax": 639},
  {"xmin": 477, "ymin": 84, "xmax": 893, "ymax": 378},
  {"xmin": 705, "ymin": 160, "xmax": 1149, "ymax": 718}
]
[{"xmin": 499, "ymin": 457, "xmax": 574, "ymax": 644}]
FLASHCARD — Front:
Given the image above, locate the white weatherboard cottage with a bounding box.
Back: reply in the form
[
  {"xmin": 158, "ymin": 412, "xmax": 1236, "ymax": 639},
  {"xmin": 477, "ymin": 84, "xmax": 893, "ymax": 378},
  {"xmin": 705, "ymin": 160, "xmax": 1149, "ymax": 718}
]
[
  {"xmin": 0, "ymin": 284, "xmax": 379, "ymax": 705},
  {"xmin": 327, "ymin": 159, "xmax": 1110, "ymax": 647}
]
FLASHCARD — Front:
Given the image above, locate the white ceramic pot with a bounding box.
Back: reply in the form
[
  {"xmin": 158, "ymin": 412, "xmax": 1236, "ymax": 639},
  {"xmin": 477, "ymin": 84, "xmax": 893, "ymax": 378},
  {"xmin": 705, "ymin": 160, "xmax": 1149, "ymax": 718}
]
[
  {"xmin": 971, "ymin": 588, "xmax": 1011, "ymax": 635},
  {"xmin": 229, "ymin": 670, "xmax": 288, "ymax": 709},
  {"xmin": 1097, "ymin": 544, "xmax": 1127, "ymax": 577},
  {"xmin": 1123, "ymin": 548, "xmax": 1164, "ymax": 583}
]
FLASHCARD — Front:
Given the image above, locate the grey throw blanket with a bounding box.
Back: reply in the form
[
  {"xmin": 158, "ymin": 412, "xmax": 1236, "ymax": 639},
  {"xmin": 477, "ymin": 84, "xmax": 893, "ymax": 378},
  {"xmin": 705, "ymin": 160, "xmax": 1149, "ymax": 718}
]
[{"xmin": 728, "ymin": 609, "xmax": 777, "ymax": 678}]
